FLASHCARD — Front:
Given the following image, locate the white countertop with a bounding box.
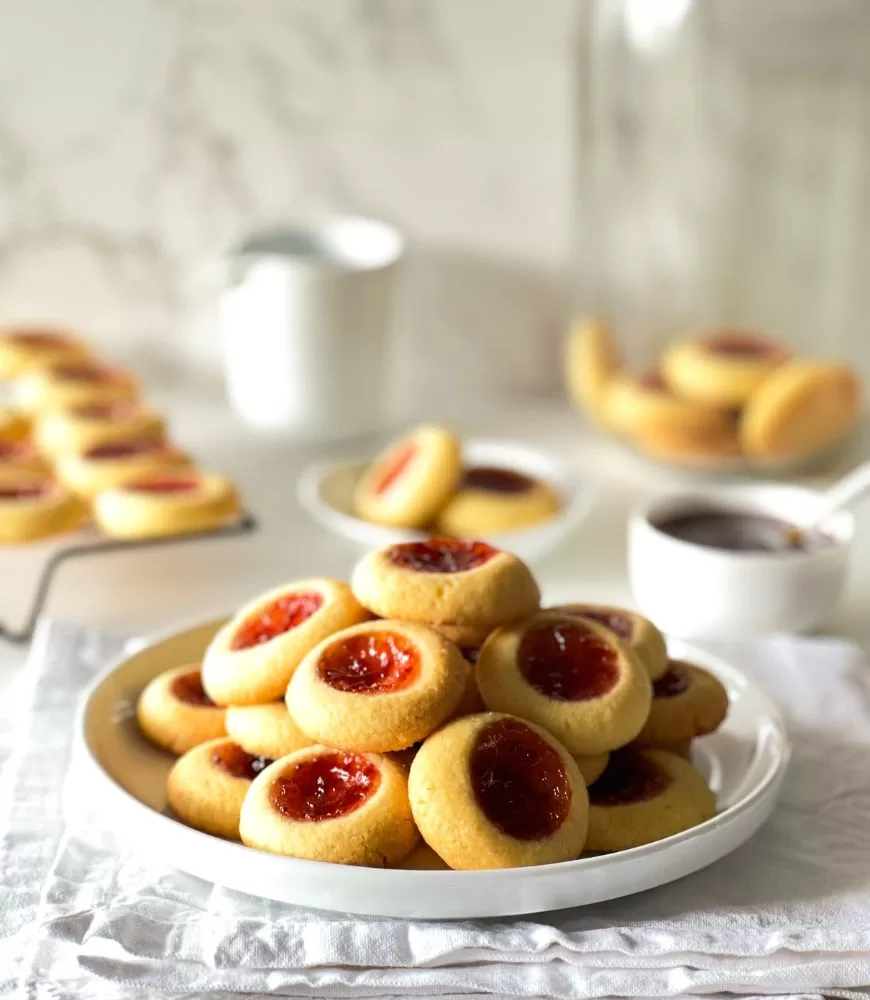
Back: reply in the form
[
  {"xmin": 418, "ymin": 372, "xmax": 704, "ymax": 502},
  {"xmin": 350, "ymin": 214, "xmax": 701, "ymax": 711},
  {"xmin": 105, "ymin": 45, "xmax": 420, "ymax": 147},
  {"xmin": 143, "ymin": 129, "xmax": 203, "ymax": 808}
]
[{"xmin": 2, "ymin": 385, "xmax": 870, "ymax": 686}]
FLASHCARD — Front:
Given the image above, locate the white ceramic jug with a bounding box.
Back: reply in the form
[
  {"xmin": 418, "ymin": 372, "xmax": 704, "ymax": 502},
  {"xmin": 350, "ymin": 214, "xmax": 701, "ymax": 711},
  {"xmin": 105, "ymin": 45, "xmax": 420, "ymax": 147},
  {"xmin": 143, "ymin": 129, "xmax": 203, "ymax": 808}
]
[{"xmin": 219, "ymin": 218, "xmax": 403, "ymax": 440}]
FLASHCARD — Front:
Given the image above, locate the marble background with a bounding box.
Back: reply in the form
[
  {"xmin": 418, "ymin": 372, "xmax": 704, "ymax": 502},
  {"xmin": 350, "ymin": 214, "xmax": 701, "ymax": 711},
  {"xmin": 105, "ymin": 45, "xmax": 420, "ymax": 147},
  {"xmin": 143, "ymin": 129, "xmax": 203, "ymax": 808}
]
[{"xmin": 0, "ymin": 0, "xmax": 576, "ymax": 405}]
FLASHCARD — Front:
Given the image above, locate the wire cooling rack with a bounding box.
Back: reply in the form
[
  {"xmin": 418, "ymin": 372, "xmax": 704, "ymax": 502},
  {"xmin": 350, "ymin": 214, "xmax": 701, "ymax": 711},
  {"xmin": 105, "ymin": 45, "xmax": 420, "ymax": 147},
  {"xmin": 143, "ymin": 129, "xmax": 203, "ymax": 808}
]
[{"xmin": 0, "ymin": 512, "xmax": 258, "ymax": 644}]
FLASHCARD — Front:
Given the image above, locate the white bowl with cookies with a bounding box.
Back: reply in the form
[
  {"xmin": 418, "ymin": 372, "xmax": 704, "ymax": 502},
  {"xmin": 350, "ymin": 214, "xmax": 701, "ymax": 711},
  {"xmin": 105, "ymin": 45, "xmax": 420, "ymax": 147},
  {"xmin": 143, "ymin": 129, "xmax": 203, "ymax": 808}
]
[
  {"xmin": 298, "ymin": 427, "xmax": 593, "ymax": 563},
  {"xmin": 76, "ymin": 536, "xmax": 789, "ymax": 918}
]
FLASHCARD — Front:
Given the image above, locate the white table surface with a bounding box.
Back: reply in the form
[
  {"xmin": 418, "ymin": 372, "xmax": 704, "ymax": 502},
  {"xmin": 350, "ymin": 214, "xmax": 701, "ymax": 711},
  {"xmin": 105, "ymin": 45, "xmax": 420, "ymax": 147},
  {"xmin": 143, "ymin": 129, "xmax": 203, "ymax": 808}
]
[{"xmin": 2, "ymin": 383, "xmax": 869, "ymax": 698}]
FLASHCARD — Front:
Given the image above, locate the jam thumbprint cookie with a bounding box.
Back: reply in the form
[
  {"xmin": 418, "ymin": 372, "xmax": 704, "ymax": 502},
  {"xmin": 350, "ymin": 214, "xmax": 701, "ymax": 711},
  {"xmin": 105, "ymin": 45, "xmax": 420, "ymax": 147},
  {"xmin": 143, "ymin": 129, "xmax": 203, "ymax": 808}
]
[
  {"xmin": 0, "ymin": 472, "xmax": 85, "ymax": 542},
  {"xmin": 634, "ymin": 661, "xmax": 728, "ymax": 752},
  {"xmin": 225, "ymin": 702, "xmax": 313, "ymax": 760},
  {"xmin": 204, "ymin": 579, "xmax": 370, "ymax": 706},
  {"xmin": 433, "ymin": 466, "xmax": 560, "ymax": 537},
  {"xmin": 34, "ymin": 401, "xmax": 165, "ymax": 458},
  {"xmin": 0, "ymin": 326, "xmax": 90, "ymax": 378},
  {"xmin": 739, "ymin": 359, "xmax": 861, "ymax": 460},
  {"xmin": 574, "ymin": 751, "xmax": 610, "ymax": 787},
  {"xmin": 136, "ymin": 664, "xmax": 226, "ymax": 755},
  {"xmin": 585, "ymin": 748, "xmax": 715, "ymax": 852},
  {"xmin": 287, "ymin": 619, "xmax": 468, "ymax": 752},
  {"xmin": 239, "ymin": 746, "xmax": 418, "ymax": 866},
  {"xmin": 92, "ymin": 470, "xmax": 240, "ymax": 539},
  {"xmin": 565, "ymin": 317, "xmax": 620, "ymax": 426},
  {"xmin": 661, "ymin": 330, "xmax": 790, "ymax": 408},
  {"xmin": 408, "ymin": 713, "xmax": 588, "ymax": 869},
  {"xmin": 0, "ymin": 439, "xmax": 48, "ymax": 476},
  {"xmin": 56, "ymin": 437, "xmax": 189, "ymax": 498},
  {"xmin": 352, "ymin": 537, "xmax": 540, "ymax": 648},
  {"xmin": 353, "ymin": 424, "xmax": 462, "ymax": 529},
  {"xmin": 548, "ymin": 603, "xmax": 668, "ymax": 681},
  {"xmin": 475, "ymin": 613, "xmax": 651, "ymax": 756},
  {"xmin": 0, "ymin": 407, "xmax": 30, "ymax": 443},
  {"xmin": 14, "ymin": 361, "xmax": 139, "ymax": 412},
  {"xmin": 166, "ymin": 737, "xmax": 273, "ymax": 840}
]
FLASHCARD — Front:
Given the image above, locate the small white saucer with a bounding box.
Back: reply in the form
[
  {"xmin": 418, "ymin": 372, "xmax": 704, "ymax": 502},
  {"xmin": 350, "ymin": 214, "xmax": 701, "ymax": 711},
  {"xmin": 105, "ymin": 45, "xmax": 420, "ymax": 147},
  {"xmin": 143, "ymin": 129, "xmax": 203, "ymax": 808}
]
[
  {"xmin": 76, "ymin": 618, "xmax": 789, "ymax": 919},
  {"xmin": 297, "ymin": 438, "xmax": 594, "ymax": 563}
]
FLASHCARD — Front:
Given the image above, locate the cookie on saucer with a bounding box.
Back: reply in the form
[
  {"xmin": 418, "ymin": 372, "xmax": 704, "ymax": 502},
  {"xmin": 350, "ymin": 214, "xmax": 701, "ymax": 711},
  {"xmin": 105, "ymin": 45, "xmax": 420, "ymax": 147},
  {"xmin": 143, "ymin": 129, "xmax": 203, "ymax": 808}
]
[
  {"xmin": 434, "ymin": 466, "xmax": 560, "ymax": 537},
  {"xmin": 354, "ymin": 424, "xmax": 461, "ymax": 529},
  {"xmin": 661, "ymin": 330, "xmax": 790, "ymax": 407},
  {"xmin": 93, "ymin": 470, "xmax": 241, "ymax": 539},
  {"xmin": 166, "ymin": 737, "xmax": 273, "ymax": 840},
  {"xmin": 225, "ymin": 702, "xmax": 312, "ymax": 760},
  {"xmin": 203, "ymin": 579, "xmax": 370, "ymax": 706},
  {"xmin": 240, "ymin": 745, "xmax": 418, "ymax": 866},
  {"xmin": 585, "ymin": 747, "xmax": 715, "ymax": 852},
  {"xmin": 352, "ymin": 537, "xmax": 540, "ymax": 647},
  {"xmin": 634, "ymin": 660, "xmax": 728, "ymax": 751},
  {"xmin": 548, "ymin": 603, "xmax": 668, "ymax": 680},
  {"xmin": 287, "ymin": 619, "xmax": 468, "ymax": 752},
  {"xmin": 475, "ymin": 612, "xmax": 651, "ymax": 755},
  {"xmin": 408, "ymin": 712, "xmax": 588, "ymax": 869},
  {"xmin": 137, "ymin": 663, "xmax": 226, "ymax": 755}
]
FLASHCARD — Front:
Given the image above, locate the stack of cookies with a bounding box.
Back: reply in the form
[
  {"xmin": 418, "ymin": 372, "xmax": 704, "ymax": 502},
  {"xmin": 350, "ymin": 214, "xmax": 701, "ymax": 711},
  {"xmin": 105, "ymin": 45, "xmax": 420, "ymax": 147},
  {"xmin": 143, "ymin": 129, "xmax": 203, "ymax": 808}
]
[
  {"xmin": 0, "ymin": 325, "xmax": 240, "ymax": 542},
  {"xmin": 567, "ymin": 319, "xmax": 862, "ymax": 467},
  {"xmin": 139, "ymin": 537, "xmax": 729, "ymax": 870},
  {"xmin": 353, "ymin": 424, "xmax": 561, "ymax": 536}
]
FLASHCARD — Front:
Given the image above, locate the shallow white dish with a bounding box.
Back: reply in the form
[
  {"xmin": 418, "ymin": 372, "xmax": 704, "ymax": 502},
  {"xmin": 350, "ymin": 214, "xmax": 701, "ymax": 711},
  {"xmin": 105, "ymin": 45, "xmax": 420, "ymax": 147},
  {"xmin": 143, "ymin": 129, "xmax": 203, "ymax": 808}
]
[
  {"xmin": 297, "ymin": 438, "xmax": 594, "ymax": 563},
  {"xmin": 77, "ymin": 617, "xmax": 789, "ymax": 920}
]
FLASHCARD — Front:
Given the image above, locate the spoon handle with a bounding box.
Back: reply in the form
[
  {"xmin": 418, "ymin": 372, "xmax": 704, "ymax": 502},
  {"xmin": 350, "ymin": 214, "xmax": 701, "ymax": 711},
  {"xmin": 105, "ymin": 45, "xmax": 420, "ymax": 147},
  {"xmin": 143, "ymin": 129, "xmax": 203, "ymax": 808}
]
[{"xmin": 816, "ymin": 461, "xmax": 870, "ymax": 522}]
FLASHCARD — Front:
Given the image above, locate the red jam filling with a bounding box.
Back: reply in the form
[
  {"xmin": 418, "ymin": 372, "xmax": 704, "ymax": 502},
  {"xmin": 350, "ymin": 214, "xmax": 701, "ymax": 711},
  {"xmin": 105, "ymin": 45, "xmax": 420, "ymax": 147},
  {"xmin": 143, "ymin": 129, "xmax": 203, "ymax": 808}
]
[
  {"xmin": 470, "ymin": 718, "xmax": 571, "ymax": 840},
  {"xmin": 518, "ymin": 619, "xmax": 620, "ymax": 701},
  {"xmin": 0, "ymin": 483, "xmax": 50, "ymax": 500},
  {"xmin": 461, "ymin": 466, "xmax": 535, "ymax": 494},
  {"xmin": 373, "ymin": 441, "xmax": 417, "ymax": 495},
  {"xmin": 702, "ymin": 332, "xmax": 783, "ymax": 358},
  {"xmin": 638, "ymin": 371, "xmax": 668, "ymax": 391},
  {"xmin": 318, "ymin": 631, "xmax": 419, "ymax": 694},
  {"xmin": 211, "ymin": 743, "xmax": 273, "ymax": 781},
  {"xmin": 653, "ymin": 664, "xmax": 691, "ymax": 699},
  {"xmin": 269, "ymin": 751, "xmax": 381, "ymax": 821},
  {"xmin": 170, "ymin": 671, "xmax": 216, "ymax": 707},
  {"xmin": 126, "ymin": 476, "xmax": 200, "ymax": 494},
  {"xmin": 0, "ymin": 442, "xmax": 31, "ymax": 461},
  {"xmin": 75, "ymin": 402, "xmax": 136, "ymax": 420},
  {"xmin": 53, "ymin": 363, "xmax": 114, "ymax": 383},
  {"xmin": 588, "ymin": 749, "xmax": 671, "ymax": 805},
  {"xmin": 230, "ymin": 592, "xmax": 324, "ymax": 651},
  {"xmin": 388, "ymin": 537, "xmax": 498, "ymax": 574},
  {"xmin": 552, "ymin": 606, "xmax": 633, "ymax": 642},
  {"xmin": 86, "ymin": 439, "xmax": 164, "ymax": 460}
]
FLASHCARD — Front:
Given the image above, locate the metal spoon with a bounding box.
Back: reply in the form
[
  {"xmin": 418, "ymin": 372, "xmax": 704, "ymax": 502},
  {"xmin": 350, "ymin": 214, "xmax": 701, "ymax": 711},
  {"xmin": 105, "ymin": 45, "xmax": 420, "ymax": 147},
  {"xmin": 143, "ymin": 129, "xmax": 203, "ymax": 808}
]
[{"xmin": 787, "ymin": 461, "xmax": 870, "ymax": 547}]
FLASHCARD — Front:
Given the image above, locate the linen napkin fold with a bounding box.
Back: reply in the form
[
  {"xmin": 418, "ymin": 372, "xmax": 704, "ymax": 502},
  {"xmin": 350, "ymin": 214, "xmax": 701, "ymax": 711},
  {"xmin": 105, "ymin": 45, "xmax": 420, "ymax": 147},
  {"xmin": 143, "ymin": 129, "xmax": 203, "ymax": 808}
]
[{"xmin": 3, "ymin": 620, "xmax": 870, "ymax": 999}]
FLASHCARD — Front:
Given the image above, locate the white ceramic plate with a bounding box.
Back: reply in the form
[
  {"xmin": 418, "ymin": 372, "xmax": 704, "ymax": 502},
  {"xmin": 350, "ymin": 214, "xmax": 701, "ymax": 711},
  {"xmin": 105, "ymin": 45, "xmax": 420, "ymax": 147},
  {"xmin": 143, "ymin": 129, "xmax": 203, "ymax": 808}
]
[
  {"xmin": 76, "ymin": 617, "xmax": 789, "ymax": 919},
  {"xmin": 296, "ymin": 438, "xmax": 595, "ymax": 563}
]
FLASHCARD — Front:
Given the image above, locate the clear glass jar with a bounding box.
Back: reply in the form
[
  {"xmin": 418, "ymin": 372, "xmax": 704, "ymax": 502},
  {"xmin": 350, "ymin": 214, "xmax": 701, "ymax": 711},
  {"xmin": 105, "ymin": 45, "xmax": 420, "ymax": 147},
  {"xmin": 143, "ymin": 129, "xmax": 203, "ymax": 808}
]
[{"xmin": 575, "ymin": 0, "xmax": 870, "ymax": 372}]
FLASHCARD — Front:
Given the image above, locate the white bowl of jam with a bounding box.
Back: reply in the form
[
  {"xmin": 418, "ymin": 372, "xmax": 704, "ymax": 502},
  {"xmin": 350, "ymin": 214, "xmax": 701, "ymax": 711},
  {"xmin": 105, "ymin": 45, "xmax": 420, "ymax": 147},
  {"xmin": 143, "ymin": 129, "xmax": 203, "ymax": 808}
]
[
  {"xmin": 298, "ymin": 438, "xmax": 594, "ymax": 563},
  {"xmin": 629, "ymin": 484, "xmax": 853, "ymax": 639}
]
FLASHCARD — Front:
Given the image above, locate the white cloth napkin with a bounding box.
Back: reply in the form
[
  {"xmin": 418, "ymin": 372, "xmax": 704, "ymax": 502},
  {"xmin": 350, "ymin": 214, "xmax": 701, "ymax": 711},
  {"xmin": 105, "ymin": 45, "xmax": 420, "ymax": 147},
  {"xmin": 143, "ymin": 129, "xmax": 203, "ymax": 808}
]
[{"xmin": 3, "ymin": 620, "xmax": 870, "ymax": 1000}]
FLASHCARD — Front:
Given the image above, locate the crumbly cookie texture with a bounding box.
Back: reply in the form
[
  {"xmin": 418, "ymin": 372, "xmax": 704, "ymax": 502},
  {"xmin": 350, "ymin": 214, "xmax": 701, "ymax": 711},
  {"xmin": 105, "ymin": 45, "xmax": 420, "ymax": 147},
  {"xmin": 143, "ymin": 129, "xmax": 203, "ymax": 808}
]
[{"xmin": 136, "ymin": 663, "xmax": 226, "ymax": 756}]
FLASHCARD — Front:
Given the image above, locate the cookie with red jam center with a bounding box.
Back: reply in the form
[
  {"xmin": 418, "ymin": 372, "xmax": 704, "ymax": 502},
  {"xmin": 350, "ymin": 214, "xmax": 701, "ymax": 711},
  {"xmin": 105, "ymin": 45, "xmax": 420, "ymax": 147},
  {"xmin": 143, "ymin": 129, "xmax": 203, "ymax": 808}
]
[
  {"xmin": 585, "ymin": 747, "xmax": 715, "ymax": 852},
  {"xmin": 351, "ymin": 537, "xmax": 540, "ymax": 647},
  {"xmin": 34, "ymin": 401, "xmax": 166, "ymax": 459},
  {"xmin": 55, "ymin": 436, "xmax": 189, "ymax": 498},
  {"xmin": 137, "ymin": 663, "xmax": 226, "ymax": 755},
  {"xmin": 204, "ymin": 579, "xmax": 371, "ymax": 706},
  {"xmin": 547, "ymin": 602, "xmax": 669, "ymax": 680},
  {"xmin": 354, "ymin": 424, "xmax": 462, "ymax": 529},
  {"xmin": 661, "ymin": 330, "xmax": 790, "ymax": 407},
  {"xmin": 475, "ymin": 612, "xmax": 651, "ymax": 755},
  {"xmin": 0, "ymin": 470, "xmax": 85, "ymax": 543},
  {"xmin": 433, "ymin": 465, "xmax": 561, "ymax": 537},
  {"xmin": 408, "ymin": 712, "xmax": 588, "ymax": 869},
  {"xmin": 240, "ymin": 746, "xmax": 418, "ymax": 866},
  {"xmin": 633, "ymin": 660, "xmax": 728, "ymax": 751},
  {"xmin": 287, "ymin": 619, "xmax": 468, "ymax": 752},
  {"xmin": 14, "ymin": 360, "xmax": 139, "ymax": 412},
  {"xmin": 225, "ymin": 702, "xmax": 313, "ymax": 760},
  {"xmin": 92, "ymin": 469, "xmax": 241, "ymax": 539},
  {"xmin": 0, "ymin": 326, "xmax": 90, "ymax": 378},
  {"xmin": 166, "ymin": 737, "xmax": 274, "ymax": 840}
]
